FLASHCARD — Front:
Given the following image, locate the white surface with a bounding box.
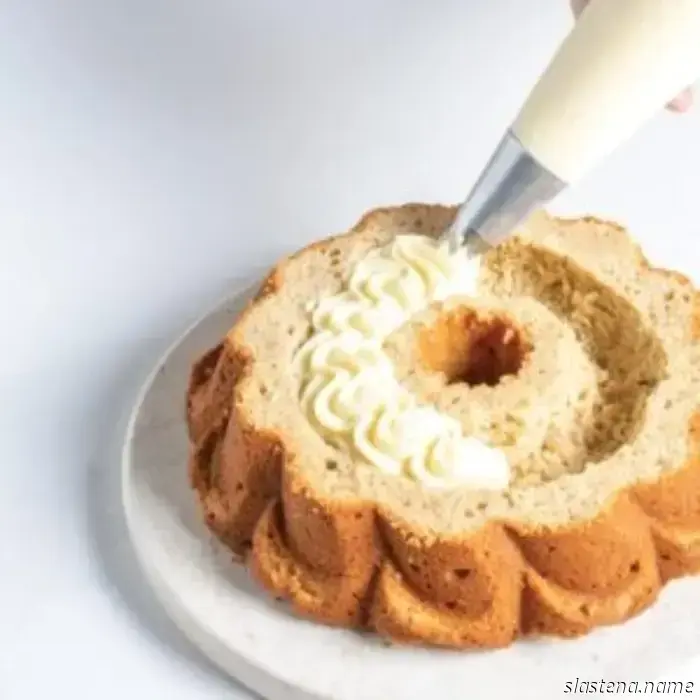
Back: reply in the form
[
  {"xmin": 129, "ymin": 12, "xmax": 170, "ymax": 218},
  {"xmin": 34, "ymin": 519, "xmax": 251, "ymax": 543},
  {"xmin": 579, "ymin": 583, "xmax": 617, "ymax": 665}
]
[
  {"xmin": 123, "ymin": 285, "xmax": 700, "ymax": 700},
  {"xmin": 2, "ymin": 0, "xmax": 700, "ymax": 698}
]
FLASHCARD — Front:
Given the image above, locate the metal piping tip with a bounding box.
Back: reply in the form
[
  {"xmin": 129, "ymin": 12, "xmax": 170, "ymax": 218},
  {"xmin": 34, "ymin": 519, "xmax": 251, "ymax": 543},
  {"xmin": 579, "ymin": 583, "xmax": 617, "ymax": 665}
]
[
  {"xmin": 440, "ymin": 129, "xmax": 566, "ymax": 256},
  {"xmin": 443, "ymin": 225, "xmax": 463, "ymax": 256},
  {"xmin": 443, "ymin": 224, "xmax": 490, "ymax": 258}
]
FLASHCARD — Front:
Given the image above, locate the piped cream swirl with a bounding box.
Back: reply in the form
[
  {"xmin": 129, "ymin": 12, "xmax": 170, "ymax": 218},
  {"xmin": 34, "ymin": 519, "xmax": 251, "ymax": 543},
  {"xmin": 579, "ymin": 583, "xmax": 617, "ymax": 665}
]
[{"xmin": 294, "ymin": 234, "xmax": 510, "ymax": 490}]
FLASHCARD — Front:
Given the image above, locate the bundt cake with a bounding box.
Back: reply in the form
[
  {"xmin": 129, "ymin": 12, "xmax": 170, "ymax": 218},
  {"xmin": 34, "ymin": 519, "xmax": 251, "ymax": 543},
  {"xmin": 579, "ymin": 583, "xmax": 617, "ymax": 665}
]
[{"xmin": 186, "ymin": 203, "xmax": 700, "ymax": 649}]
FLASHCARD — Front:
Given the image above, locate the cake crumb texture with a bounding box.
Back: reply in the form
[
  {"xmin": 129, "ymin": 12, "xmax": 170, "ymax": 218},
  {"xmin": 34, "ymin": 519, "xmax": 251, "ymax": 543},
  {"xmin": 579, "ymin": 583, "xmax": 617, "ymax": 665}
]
[{"xmin": 186, "ymin": 203, "xmax": 700, "ymax": 648}]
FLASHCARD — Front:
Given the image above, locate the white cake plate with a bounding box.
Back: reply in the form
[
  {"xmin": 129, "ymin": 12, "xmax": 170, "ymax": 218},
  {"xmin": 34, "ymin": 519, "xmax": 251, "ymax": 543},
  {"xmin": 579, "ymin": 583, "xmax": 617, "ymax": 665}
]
[{"xmin": 122, "ymin": 281, "xmax": 700, "ymax": 700}]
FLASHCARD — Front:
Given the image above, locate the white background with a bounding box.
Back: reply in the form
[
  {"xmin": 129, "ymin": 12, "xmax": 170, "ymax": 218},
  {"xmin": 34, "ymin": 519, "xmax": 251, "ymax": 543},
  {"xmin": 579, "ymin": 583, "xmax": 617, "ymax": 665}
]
[{"xmin": 1, "ymin": 1, "xmax": 700, "ymax": 698}]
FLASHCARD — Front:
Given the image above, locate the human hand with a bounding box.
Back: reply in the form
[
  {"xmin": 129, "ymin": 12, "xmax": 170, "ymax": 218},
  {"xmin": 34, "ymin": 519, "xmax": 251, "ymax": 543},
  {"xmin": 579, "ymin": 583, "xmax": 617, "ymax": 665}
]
[{"xmin": 570, "ymin": 0, "xmax": 694, "ymax": 112}]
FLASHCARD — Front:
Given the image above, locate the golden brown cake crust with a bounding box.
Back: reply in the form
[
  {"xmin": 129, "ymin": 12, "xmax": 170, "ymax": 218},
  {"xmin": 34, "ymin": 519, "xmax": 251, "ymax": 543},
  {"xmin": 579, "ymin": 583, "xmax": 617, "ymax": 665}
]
[{"xmin": 186, "ymin": 204, "xmax": 700, "ymax": 649}]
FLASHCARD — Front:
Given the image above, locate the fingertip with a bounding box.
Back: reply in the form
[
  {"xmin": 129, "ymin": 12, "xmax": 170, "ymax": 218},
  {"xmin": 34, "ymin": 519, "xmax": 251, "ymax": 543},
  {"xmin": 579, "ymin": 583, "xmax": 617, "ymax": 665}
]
[
  {"xmin": 666, "ymin": 88, "xmax": 694, "ymax": 113},
  {"xmin": 570, "ymin": 0, "xmax": 589, "ymax": 19}
]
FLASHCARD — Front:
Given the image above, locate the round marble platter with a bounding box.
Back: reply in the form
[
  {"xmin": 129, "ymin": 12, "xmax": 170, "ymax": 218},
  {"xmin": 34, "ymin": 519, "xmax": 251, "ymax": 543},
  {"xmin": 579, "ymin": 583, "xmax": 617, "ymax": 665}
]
[{"xmin": 122, "ymin": 281, "xmax": 700, "ymax": 700}]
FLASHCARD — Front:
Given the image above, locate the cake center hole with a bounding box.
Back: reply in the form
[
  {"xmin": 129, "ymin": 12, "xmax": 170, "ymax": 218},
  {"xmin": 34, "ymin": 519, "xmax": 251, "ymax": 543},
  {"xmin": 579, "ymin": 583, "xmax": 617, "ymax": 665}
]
[{"xmin": 419, "ymin": 308, "xmax": 528, "ymax": 387}]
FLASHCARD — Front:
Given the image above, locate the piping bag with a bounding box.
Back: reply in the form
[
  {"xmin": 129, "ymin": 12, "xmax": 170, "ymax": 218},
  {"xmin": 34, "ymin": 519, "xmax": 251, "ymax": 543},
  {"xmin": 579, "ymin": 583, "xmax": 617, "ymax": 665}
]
[{"xmin": 442, "ymin": 0, "xmax": 700, "ymax": 255}]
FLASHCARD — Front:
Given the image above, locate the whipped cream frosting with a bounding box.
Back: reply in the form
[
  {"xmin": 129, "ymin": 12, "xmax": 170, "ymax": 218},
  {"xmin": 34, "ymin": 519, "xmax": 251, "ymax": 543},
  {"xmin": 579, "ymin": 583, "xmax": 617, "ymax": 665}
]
[{"xmin": 294, "ymin": 234, "xmax": 510, "ymax": 490}]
